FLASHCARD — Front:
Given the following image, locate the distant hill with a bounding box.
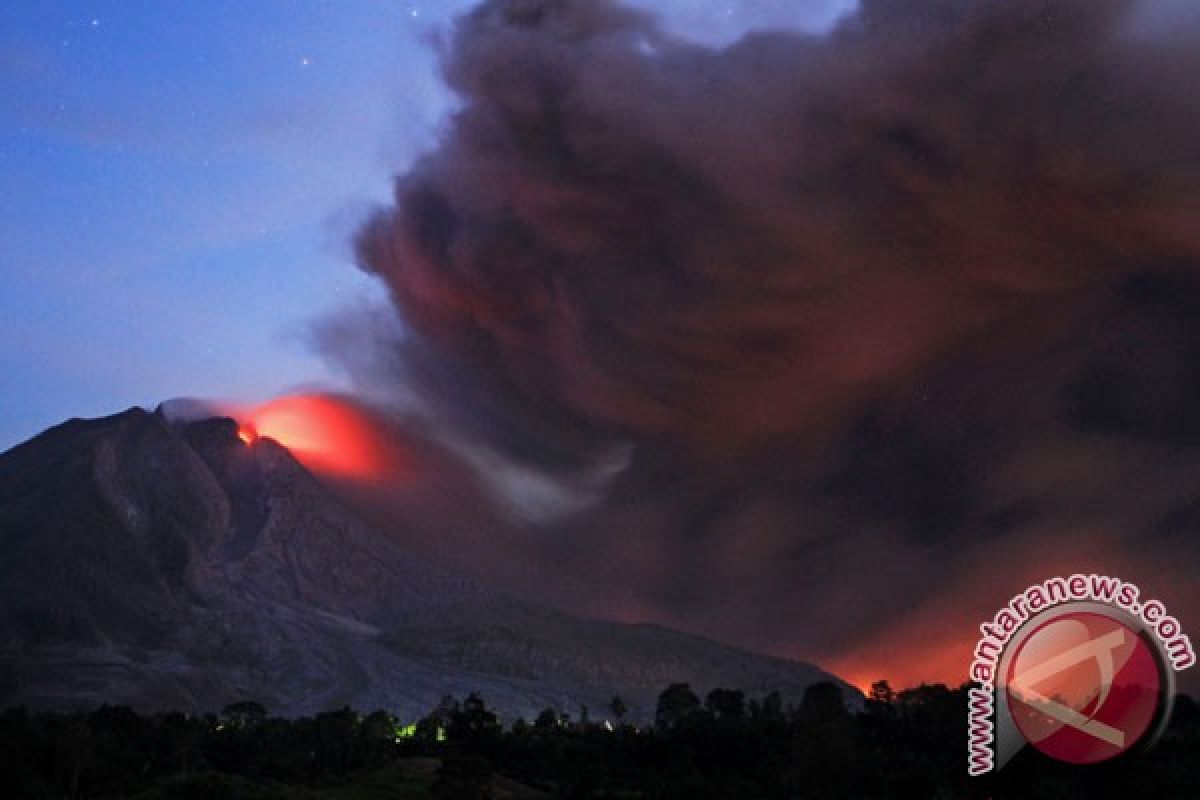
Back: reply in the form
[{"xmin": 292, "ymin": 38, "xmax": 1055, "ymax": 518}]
[{"xmin": 0, "ymin": 407, "xmax": 853, "ymax": 721}]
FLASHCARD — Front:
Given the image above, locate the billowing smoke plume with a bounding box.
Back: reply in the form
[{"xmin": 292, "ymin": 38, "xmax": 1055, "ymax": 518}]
[{"xmin": 322, "ymin": 0, "xmax": 1200, "ymax": 688}]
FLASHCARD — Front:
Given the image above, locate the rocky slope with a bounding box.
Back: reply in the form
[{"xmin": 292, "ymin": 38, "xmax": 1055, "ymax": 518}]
[{"xmin": 0, "ymin": 407, "xmax": 851, "ymax": 721}]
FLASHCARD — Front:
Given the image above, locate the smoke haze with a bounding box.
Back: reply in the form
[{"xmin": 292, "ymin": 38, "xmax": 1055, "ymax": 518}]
[{"xmin": 319, "ymin": 0, "xmax": 1200, "ymax": 689}]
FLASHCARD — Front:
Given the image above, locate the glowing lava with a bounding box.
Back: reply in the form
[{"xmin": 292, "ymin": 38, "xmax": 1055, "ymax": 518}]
[{"xmin": 240, "ymin": 394, "xmax": 392, "ymax": 479}]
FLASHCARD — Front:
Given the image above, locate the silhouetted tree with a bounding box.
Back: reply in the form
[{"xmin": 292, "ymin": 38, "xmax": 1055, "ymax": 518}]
[
  {"xmin": 416, "ymin": 714, "xmax": 444, "ymax": 745},
  {"xmin": 609, "ymin": 695, "xmax": 627, "ymax": 725},
  {"xmin": 799, "ymin": 681, "xmax": 849, "ymax": 726},
  {"xmin": 448, "ymin": 693, "xmax": 501, "ymax": 745},
  {"xmin": 314, "ymin": 707, "xmax": 359, "ymax": 774},
  {"xmin": 220, "ymin": 700, "xmax": 266, "ymax": 728},
  {"xmin": 655, "ymin": 683, "xmax": 701, "ymax": 730},
  {"xmin": 869, "ymin": 679, "xmax": 896, "ymax": 706},
  {"xmin": 0, "ymin": 684, "xmax": 1195, "ymax": 798},
  {"xmin": 361, "ymin": 709, "xmax": 395, "ymax": 762},
  {"xmin": 752, "ymin": 689, "xmax": 784, "ymax": 722},
  {"xmin": 706, "ymin": 688, "xmax": 746, "ymax": 721}
]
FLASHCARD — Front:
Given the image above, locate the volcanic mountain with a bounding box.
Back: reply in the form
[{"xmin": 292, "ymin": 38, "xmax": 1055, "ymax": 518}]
[{"xmin": 0, "ymin": 407, "xmax": 851, "ymax": 721}]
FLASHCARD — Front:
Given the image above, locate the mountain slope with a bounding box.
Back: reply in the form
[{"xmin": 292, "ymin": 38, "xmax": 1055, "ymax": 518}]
[{"xmin": 0, "ymin": 407, "xmax": 851, "ymax": 720}]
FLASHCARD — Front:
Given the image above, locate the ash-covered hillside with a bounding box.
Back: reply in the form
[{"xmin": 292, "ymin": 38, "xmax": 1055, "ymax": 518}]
[{"xmin": 0, "ymin": 407, "xmax": 852, "ymax": 721}]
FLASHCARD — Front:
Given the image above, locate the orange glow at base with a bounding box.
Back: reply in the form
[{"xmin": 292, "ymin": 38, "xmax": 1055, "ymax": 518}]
[
  {"xmin": 825, "ymin": 635, "xmax": 977, "ymax": 697},
  {"xmin": 239, "ymin": 394, "xmax": 398, "ymax": 480}
]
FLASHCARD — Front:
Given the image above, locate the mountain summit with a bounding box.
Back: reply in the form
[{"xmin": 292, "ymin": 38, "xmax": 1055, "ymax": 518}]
[{"xmin": 0, "ymin": 407, "xmax": 850, "ymax": 720}]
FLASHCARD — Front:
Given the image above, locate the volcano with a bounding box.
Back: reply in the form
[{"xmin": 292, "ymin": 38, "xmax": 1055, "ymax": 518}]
[{"xmin": 0, "ymin": 406, "xmax": 851, "ymax": 721}]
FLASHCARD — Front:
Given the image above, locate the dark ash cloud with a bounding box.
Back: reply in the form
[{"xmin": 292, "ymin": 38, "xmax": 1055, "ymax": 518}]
[{"xmin": 321, "ymin": 0, "xmax": 1200, "ymax": 688}]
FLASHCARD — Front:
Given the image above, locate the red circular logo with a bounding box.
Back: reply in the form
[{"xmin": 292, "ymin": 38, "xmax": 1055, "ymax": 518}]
[{"xmin": 1006, "ymin": 610, "xmax": 1164, "ymax": 764}]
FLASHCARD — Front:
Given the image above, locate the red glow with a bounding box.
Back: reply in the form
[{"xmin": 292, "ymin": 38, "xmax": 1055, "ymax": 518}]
[
  {"xmin": 825, "ymin": 635, "xmax": 976, "ymax": 696},
  {"xmin": 241, "ymin": 394, "xmax": 398, "ymax": 480}
]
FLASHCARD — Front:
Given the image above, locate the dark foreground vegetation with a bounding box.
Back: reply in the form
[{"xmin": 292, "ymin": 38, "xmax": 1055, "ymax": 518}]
[{"xmin": 2, "ymin": 682, "xmax": 1197, "ymax": 799}]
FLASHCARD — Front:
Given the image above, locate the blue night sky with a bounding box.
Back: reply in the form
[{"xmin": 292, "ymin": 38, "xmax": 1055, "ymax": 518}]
[{"xmin": 0, "ymin": 0, "xmax": 851, "ymax": 451}]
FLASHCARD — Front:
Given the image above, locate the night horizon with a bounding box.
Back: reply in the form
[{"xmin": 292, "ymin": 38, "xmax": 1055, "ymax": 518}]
[{"xmin": 3, "ymin": 0, "xmax": 1199, "ymax": 795}]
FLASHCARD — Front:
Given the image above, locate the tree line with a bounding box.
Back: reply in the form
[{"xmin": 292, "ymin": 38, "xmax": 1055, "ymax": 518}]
[{"xmin": 1, "ymin": 681, "xmax": 1197, "ymax": 798}]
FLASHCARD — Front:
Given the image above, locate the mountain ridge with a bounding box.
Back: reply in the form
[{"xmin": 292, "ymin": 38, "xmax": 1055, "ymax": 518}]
[{"xmin": 0, "ymin": 406, "xmax": 854, "ymax": 721}]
